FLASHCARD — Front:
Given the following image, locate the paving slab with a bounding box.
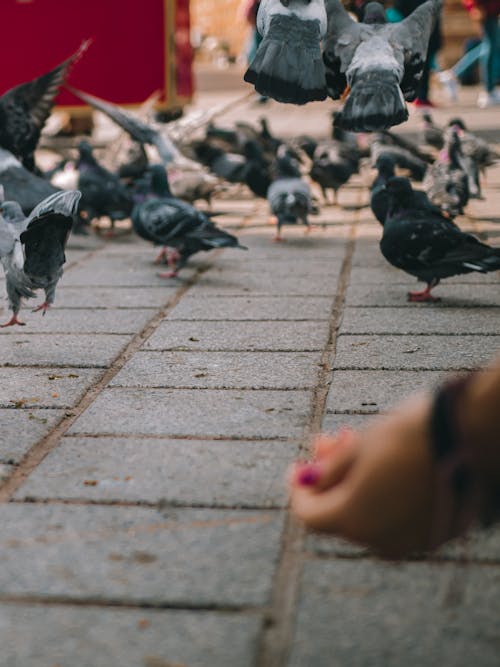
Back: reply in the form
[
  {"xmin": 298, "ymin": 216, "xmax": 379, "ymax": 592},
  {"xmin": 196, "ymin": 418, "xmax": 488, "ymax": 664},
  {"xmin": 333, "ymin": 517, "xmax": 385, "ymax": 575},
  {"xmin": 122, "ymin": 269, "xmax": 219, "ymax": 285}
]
[
  {"xmin": 143, "ymin": 320, "xmax": 330, "ymax": 352},
  {"xmin": 0, "ymin": 309, "xmax": 155, "ymax": 335},
  {"xmin": 17, "ymin": 437, "xmax": 297, "ymax": 508},
  {"xmin": 334, "ymin": 335, "xmax": 500, "ymax": 370},
  {"xmin": 168, "ymin": 296, "xmax": 332, "ymax": 321},
  {"xmin": 0, "ymin": 604, "xmax": 262, "ymax": 667},
  {"xmin": 289, "ymin": 559, "xmax": 500, "ymax": 667},
  {"xmin": 62, "ymin": 265, "xmax": 194, "ymax": 287},
  {"xmin": 110, "ymin": 351, "xmax": 321, "ymax": 389},
  {"xmin": 68, "ymin": 388, "xmax": 311, "ymax": 439},
  {"xmin": 321, "ymin": 412, "xmax": 372, "ymax": 432},
  {"xmin": 0, "ymin": 504, "xmax": 283, "ymax": 606},
  {"xmin": 56, "ymin": 287, "xmax": 177, "ymax": 309},
  {"xmin": 325, "ymin": 370, "xmax": 448, "ymax": 413},
  {"xmin": 0, "ymin": 367, "xmax": 103, "ymax": 409},
  {"xmin": 188, "ymin": 269, "xmax": 340, "ymax": 296},
  {"xmin": 0, "ymin": 334, "xmax": 132, "ymax": 368},
  {"xmin": 0, "ymin": 409, "xmax": 64, "ymax": 464},
  {"xmin": 340, "ymin": 307, "xmax": 500, "ymax": 335},
  {"xmin": 346, "ymin": 282, "xmax": 500, "ymax": 307}
]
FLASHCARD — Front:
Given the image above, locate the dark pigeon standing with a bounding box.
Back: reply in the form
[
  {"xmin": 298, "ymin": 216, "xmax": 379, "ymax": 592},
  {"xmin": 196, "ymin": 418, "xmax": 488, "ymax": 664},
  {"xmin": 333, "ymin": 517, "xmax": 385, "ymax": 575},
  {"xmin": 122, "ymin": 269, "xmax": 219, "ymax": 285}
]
[
  {"xmin": 131, "ymin": 165, "xmax": 246, "ymax": 277},
  {"xmin": 0, "ymin": 190, "xmax": 80, "ymax": 326},
  {"xmin": 244, "ymin": 0, "xmax": 328, "ymax": 104},
  {"xmin": 267, "ymin": 147, "xmax": 314, "ymax": 241},
  {"xmin": 0, "ymin": 41, "xmax": 89, "ymax": 172},
  {"xmin": 370, "ymin": 132, "xmax": 432, "ymax": 182},
  {"xmin": 380, "ymin": 177, "xmax": 500, "ymax": 302},
  {"xmin": 323, "ymin": 0, "xmax": 441, "ymax": 131},
  {"xmin": 370, "ymin": 154, "xmax": 396, "ymax": 224},
  {"xmin": 76, "ymin": 141, "xmax": 134, "ymax": 233},
  {"xmin": 420, "ymin": 112, "xmax": 444, "ymax": 150}
]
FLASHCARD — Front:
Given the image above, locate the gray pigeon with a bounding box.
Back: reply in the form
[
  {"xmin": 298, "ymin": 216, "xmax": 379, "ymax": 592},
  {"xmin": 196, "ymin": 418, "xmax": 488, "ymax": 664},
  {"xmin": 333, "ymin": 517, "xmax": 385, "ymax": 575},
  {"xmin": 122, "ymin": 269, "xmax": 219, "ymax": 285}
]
[
  {"xmin": 267, "ymin": 147, "xmax": 314, "ymax": 241},
  {"xmin": 244, "ymin": 0, "xmax": 327, "ymax": 104},
  {"xmin": 323, "ymin": 0, "xmax": 441, "ymax": 131},
  {"xmin": 0, "ymin": 190, "xmax": 80, "ymax": 326}
]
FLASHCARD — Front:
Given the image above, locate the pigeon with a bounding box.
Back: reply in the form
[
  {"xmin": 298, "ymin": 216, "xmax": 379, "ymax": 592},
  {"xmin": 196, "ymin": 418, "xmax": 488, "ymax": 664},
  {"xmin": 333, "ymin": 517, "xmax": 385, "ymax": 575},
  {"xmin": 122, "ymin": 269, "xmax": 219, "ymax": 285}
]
[
  {"xmin": 421, "ymin": 112, "xmax": 444, "ymax": 150},
  {"xmin": 267, "ymin": 147, "xmax": 314, "ymax": 241},
  {"xmin": 0, "ymin": 190, "xmax": 80, "ymax": 326},
  {"xmin": 76, "ymin": 141, "xmax": 134, "ymax": 231},
  {"xmin": 323, "ymin": 0, "xmax": 441, "ymax": 131},
  {"xmin": 370, "ymin": 154, "xmax": 396, "ymax": 224},
  {"xmin": 447, "ymin": 118, "xmax": 500, "ymax": 199},
  {"xmin": 370, "ymin": 133, "xmax": 429, "ymax": 182},
  {"xmin": 310, "ymin": 139, "xmax": 359, "ymax": 205},
  {"xmin": 423, "ymin": 127, "xmax": 469, "ymax": 216},
  {"xmin": 131, "ymin": 165, "xmax": 246, "ymax": 277},
  {"xmin": 0, "ymin": 147, "xmax": 60, "ymax": 214},
  {"xmin": 0, "ymin": 41, "xmax": 89, "ymax": 172},
  {"xmin": 380, "ymin": 177, "xmax": 500, "ymax": 302},
  {"xmin": 244, "ymin": 0, "xmax": 328, "ymax": 104}
]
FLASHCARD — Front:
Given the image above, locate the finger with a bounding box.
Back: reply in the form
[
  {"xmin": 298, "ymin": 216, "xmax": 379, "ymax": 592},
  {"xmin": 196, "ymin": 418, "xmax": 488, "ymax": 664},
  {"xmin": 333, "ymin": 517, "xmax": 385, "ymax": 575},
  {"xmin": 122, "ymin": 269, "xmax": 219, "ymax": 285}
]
[
  {"xmin": 290, "ymin": 483, "xmax": 349, "ymax": 533},
  {"xmin": 292, "ymin": 430, "xmax": 358, "ymax": 492},
  {"xmin": 312, "ymin": 429, "xmax": 351, "ymax": 459}
]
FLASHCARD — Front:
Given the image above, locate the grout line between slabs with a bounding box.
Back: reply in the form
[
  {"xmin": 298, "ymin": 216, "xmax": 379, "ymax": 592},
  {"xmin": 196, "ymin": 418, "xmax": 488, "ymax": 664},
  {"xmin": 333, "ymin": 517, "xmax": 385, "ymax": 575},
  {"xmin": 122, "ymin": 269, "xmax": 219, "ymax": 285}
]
[{"xmin": 256, "ymin": 219, "xmax": 358, "ymax": 667}]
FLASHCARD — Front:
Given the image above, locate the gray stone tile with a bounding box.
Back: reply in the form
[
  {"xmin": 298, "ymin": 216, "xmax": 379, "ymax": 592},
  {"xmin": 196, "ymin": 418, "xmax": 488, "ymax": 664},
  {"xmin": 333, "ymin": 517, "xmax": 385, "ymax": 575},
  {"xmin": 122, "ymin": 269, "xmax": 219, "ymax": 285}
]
[
  {"xmin": 334, "ymin": 335, "xmax": 499, "ymax": 370},
  {"xmin": 0, "ymin": 334, "xmax": 132, "ymax": 368},
  {"xmin": 0, "ymin": 309, "xmax": 154, "ymax": 335},
  {"xmin": 168, "ymin": 296, "xmax": 332, "ymax": 321},
  {"xmin": 0, "ymin": 504, "xmax": 283, "ymax": 606},
  {"xmin": 321, "ymin": 412, "xmax": 372, "ymax": 432},
  {"xmin": 17, "ymin": 437, "xmax": 297, "ymax": 508},
  {"xmin": 69, "ymin": 388, "xmax": 311, "ymax": 439},
  {"xmin": 56, "ymin": 287, "xmax": 176, "ymax": 309},
  {"xmin": 144, "ymin": 320, "xmax": 330, "ymax": 352},
  {"xmin": 0, "ymin": 409, "xmax": 64, "ymax": 464},
  {"xmin": 289, "ymin": 559, "xmax": 500, "ymax": 667},
  {"xmin": 63, "ymin": 264, "xmax": 196, "ymax": 287},
  {"xmin": 340, "ymin": 307, "xmax": 500, "ymax": 334},
  {"xmin": 346, "ymin": 282, "xmax": 500, "ymax": 307},
  {"xmin": 0, "ymin": 368, "xmax": 103, "ymax": 409},
  {"xmin": 110, "ymin": 351, "xmax": 321, "ymax": 389},
  {"xmin": 189, "ymin": 269, "xmax": 340, "ymax": 296},
  {"xmin": 0, "ymin": 604, "xmax": 261, "ymax": 667},
  {"xmin": 237, "ymin": 229, "xmax": 348, "ymax": 256},
  {"xmin": 326, "ymin": 370, "xmax": 449, "ymax": 413}
]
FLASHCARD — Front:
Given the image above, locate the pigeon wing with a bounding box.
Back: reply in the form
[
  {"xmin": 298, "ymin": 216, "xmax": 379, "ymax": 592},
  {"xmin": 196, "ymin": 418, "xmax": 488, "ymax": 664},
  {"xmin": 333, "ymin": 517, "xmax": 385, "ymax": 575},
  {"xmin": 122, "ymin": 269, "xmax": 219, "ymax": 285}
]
[
  {"xmin": 323, "ymin": 0, "xmax": 364, "ymax": 99},
  {"xmin": 388, "ymin": 0, "xmax": 442, "ymax": 101}
]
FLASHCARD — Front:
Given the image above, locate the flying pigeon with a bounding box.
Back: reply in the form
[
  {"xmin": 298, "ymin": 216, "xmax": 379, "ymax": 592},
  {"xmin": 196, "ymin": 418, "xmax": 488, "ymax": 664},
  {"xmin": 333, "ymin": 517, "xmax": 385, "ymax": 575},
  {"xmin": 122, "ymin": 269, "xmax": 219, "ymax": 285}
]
[
  {"xmin": 380, "ymin": 177, "xmax": 500, "ymax": 302},
  {"xmin": 267, "ymin": 146, "xmax": 315, "ymax": 241},
  {"xmin": 131, "ymin": 165, "xmax": 246, "ymax": 277},
  {"xmin": 323, "ymin": 0, "xmax": 441, "ymax": 131},
  {"xmin": 0, "ymin": 190, "xmax": 80, "ymax": 326},
  {"xmin": 0, "ymin": 41, "xmax": 90, "ymax": 172},
  {"xmin": 244, "ymin": 0, "xmax": 328, "ymax": 104}
]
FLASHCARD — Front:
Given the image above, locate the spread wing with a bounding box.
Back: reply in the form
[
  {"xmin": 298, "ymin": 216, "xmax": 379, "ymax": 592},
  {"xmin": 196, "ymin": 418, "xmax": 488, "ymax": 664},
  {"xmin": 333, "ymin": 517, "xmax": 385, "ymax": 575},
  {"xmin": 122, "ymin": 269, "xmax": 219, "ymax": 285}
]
[
  {"xmin": 388, "ymin": 0, "xmax": 442, "ymax": 100},
  {"xmin": 323, "ymin": 0, "xmax": 364, "ymax": 99}
]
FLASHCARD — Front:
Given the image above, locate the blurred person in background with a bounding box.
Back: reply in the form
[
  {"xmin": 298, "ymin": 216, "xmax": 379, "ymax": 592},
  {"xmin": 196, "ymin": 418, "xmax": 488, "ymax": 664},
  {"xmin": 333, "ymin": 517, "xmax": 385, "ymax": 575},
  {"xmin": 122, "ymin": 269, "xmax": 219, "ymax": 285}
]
[{"xmin": 463, "ymin": 0, "xmax": 500, "ymax": 106}]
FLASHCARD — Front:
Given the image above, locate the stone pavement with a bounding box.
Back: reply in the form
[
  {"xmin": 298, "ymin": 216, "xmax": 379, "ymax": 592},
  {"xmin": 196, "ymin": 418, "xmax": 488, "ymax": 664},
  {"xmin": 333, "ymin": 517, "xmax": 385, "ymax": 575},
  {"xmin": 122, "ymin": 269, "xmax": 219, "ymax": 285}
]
[{"xmin": 0, "ymin": 87, "xmax": 500, "ymax": 665}]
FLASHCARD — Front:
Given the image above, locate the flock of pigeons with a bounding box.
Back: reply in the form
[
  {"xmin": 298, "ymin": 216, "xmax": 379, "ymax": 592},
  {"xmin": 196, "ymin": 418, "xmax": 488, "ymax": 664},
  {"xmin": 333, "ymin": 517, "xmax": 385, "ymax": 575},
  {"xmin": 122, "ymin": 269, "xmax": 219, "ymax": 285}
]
[{"xmin": 0, "ymin": 2, "xmax": 500, "ymax": 329}]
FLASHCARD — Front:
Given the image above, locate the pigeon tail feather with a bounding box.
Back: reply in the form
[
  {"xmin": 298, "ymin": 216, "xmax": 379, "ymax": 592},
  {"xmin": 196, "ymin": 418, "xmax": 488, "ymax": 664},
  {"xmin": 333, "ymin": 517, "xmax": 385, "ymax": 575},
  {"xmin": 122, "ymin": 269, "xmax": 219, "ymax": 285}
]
[
  {"xmin": 244, "ymin": 14, "xmax": 327, "ymax": 105},
  {"xmin": 337, "ymin": 72, "xmax": 408, "ymax": 132}
]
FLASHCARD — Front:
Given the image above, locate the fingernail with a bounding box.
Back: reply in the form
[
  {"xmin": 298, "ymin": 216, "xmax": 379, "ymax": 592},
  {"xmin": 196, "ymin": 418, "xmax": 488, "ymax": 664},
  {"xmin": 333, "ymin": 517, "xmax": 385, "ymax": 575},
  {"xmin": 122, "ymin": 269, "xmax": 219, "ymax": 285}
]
[{"xmin": 297, "ymin": 464, "xmax": 322, "ymax": 486}]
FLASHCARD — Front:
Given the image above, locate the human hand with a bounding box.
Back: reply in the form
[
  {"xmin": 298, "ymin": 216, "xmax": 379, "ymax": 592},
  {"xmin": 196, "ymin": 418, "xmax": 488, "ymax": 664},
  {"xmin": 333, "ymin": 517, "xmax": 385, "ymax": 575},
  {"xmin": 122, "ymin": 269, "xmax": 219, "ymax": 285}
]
[{"xmin": 289, "ymin": 396, "xmax": 436, "ymax": 557}]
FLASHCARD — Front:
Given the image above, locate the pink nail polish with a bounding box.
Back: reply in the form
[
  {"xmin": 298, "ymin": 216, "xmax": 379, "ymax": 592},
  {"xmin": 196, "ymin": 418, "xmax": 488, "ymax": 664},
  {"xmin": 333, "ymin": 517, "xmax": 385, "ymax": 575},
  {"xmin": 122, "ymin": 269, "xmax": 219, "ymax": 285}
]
[{"xmin": 297, "ymin": 464, "xmax": 322, "ymax": 486}]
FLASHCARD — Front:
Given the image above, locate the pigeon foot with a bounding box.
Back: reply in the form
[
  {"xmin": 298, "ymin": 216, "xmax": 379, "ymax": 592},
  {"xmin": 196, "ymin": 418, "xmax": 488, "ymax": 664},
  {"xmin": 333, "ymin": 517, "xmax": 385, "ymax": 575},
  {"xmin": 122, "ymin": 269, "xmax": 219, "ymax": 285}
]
[
  {"xmin": 153, "ymin": 248, "xmax": 168, "ymax": 265},
  {"xmin": 1, "ymin": 314, "xmax": 26, "ymax": 327},
  {"xmin": 407, "ymin": 290, "xmax": 440, "ymax": 303},
  {"xmin": 158, "ymin": 270, "xmax": 179, "ymax": 279},
  {"xmin": 273, "ymin": 234, "xmax": 286, "ymax": 243},
  {"xmin": 32, "ymin": 302, "xmax": 50, "ymax": 315}
]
